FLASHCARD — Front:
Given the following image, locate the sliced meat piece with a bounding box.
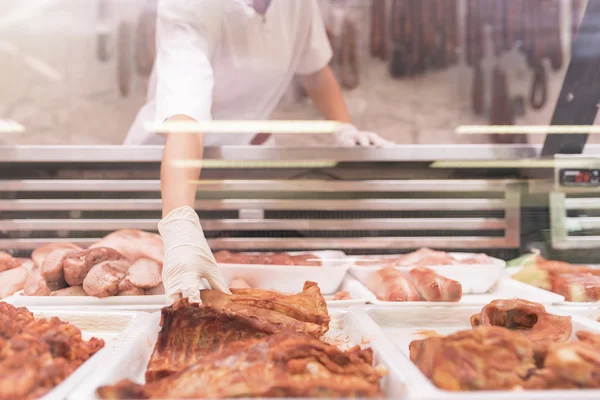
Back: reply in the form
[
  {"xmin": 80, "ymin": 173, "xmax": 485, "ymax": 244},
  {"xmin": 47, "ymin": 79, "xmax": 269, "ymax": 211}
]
[
  {"xmin": 117, "ymin": 287, "xmax": 146, "ymax": 296},
  {"xmin": 91, "ymin": 229, "xmax": 163, "ymax": 264},
  {"xmin": 31, "ymin": 242, "xmax": 82, "ymax": 268},
  {"xmin": 229, "ymin": 278, "xmax": 252, "ymax": 289},
  {"xmin": 41, "ymin": 248, "xmax": 78, "ymax": 291},
  {"xmin": 0, "ymin": 252, "xmax": 19, "ymax": 273},
  {"xmin": 117, "ymin": 277, "xmax": 146, "ymax": 296},
  {"xmin": 0, "ymin": 266, "xmax": 29, "ymax": 298},
  {"xmin": 23, "ymin": 268, "xmax": 51, "ymax": 296},
  {"xmin": 64, "ymin": 247, "xmax": 126, "ymax": 286},
  {"xmin": 50, "ymin": 286, "xmax": 88, "ymax": 296},
  {"xmin": 366, "ymin": 267, "xmax": 421, "ymax": 302},
  {"xmin": 145, "ymin": 284, "xmax": 165, "ymax": 296},
  {"xmin": 16, "ymin": 258, "xmax": 36, "ymax": 272},
  {"xmin": 82, "ymin": 260, "xmax": 128, "ymax": 298},
  {"xmin": 126, "ymin": 259, "xmax": 162, "ymax": 289},
  {"xmin": 407, "ymin": 267, "xmax": 463, "ymax": 302}
]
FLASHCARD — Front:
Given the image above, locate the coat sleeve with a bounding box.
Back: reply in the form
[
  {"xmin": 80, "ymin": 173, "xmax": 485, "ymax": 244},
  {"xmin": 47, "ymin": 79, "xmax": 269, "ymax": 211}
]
[
  {"xmin": 154, "ymin": 0, "xmax": 222, "ymax": 123},
  {"xmin": 295, "ymin": 0, "xmax": 333, "ymax": 75}
]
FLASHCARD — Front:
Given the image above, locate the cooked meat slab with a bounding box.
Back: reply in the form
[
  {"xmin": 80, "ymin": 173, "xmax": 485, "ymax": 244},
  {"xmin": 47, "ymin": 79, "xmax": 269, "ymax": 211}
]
[
  {"xmin": 0, "ymin": 302, "xmax": 104, "ymax": 400},
  {"xmin": 471, "ymin": 299, "xmax": 572, "ymax": 345},
  {"xmin": 410, "ymin": 326, "xmax": 539, "ymax": 391},
  {"xmin": 99, "ymin": 332, "xmax": 382, "ymax": 399},
  {"xmin": 366, "ymin": 266, "xmax": 421, "ymax": 301},
  {"xmin": 146, "ymin": 281, "xmax": 330, "ymax": 381},
  {"xmin": 97, "ymin": 282, "xmax": 384, "ymax": 399}
]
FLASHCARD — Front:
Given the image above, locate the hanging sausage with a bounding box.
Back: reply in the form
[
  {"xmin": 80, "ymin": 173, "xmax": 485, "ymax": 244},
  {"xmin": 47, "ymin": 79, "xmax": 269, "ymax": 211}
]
[
  {"xmin": 341, "ymin": 17, "xmax": 360, "ymax": 90},
  {"xmin": 389, "ymin": 0, "xmax": 408, "ymax": 78},
  {"xmin": 96, "ymin": 0, "xmax": 113, "ymax": 62},
  {"xmin": 370, "ymin": 0, "xmax": 387, "ymax": 60},
  {"xmin": 135, "ymin": 0, "xmax": 158, "ymax": 77},
  {"xmin": 117, "ymin": 22, "xmax": 133, "ymax": 97}
]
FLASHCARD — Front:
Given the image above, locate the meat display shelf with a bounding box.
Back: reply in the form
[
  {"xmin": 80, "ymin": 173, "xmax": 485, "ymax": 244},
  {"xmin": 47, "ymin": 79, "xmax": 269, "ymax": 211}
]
[
  {"xmin": 351, "ymin": 306, "xmax": 600, "ymax": 400},
  {"xmin": 67, "ymin": 309, "xmax": 408, "ymax": 399},
  {"xmin": 21, "ymin": 308, "xmax": 152, "ymax": 400}
]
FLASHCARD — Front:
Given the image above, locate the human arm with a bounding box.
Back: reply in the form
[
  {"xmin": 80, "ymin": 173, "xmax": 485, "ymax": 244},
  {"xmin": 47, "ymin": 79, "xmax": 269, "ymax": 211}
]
[
  {"xmin": 155, "ymin": 1, "xmax": 229, "ymax": 303},
  {"xmin": 297, "ymin": 1, "xmax": 391, "ymax": 147}
]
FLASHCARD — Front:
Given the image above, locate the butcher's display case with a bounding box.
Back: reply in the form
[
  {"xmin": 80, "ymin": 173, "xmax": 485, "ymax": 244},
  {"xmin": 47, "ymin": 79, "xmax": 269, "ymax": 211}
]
[{"xmin": 1, "ymin": 143, "xmax": 599, "ymax": 263}]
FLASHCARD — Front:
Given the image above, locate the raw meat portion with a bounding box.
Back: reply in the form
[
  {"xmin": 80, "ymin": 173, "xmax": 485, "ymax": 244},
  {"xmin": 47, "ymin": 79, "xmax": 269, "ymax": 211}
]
[
  {"xmin": 214, "ymin": 250, "xmax": 322, "ymax": 266},
  {"xmin": 98, "ymin": 332, "xmax": 383, "ymax": 399},
  {"xmin": 461, "ymin": 253, "xmax": 495, "ymax": 264},
  {"xmin": 550, "ymin": 273, "xmax": 600, "ymax": 302},
  {"xmin": 145, "ymin": 281, "xmax": 329, "ymax": 381},
  {"xmin": 229, "ymin": 277, "xmax": 252, "ymax": 289},
  {"xmin": 41, "ymin": 248, "xmax": 78, "ymax": 290},
  {"xmin": 399, "ymin": 248, "xmax": 457, "ymax": 267},
  {"xmin": 117, "ymin": 287, "xmax": 146, "ymax": 296},
  {"xmin": 354, "ymin": 249, "xmax": 496, "ymax": 268},
  {"xmin": 23, "ymin": 268, "xmax": 51, "ymax": 296},
  {"xmin": 410, "ymin": 326, "xmax": 538, "ymax": 391},
  {"xmin": 91, "ymin": 229, "xmax": 163, "ymax": 265},
  {"xmin": 50, "ymin": 286, "xmax": 88, "ymax": 296},
  {"xmin": 31, "ymin": 242, "xmax": 82, "ymax": 268},
  {"xmin": 0, "ymin": 252, "xmax": 19, "ymax": 273},
  {"xmin": 334, "ymin": 290, "xmax": 352, "ymax": 300},
  {"xmin": 471, "ymin": 299, "xmax": 572, "ymax": 345},
  {"xmin": 126, "ymin": 259, "xmax": 162, "ymax": 289},
  {"xmin": 407, "ymin": 267, "xmax": 462, "ymax": 302},
  {"xmin": 0, "ymin": 266, "xmax": 29, "ymax": 298},
  {"xmin": 0, "ymin": 302, "xmax": 104, "ymax": 400},
  {"xmin": 82, "ymin": 260, "xmax": 129, "ymax": 298},
  {"xmin": 64, "ymin": 247, "xmax": 126, "ymax": 286},
  {"xmin": 366, "ymin": 267, "xmax": 421, "ymax": 301},
  {"xmin": 145, "ymin": 284, "xmax": 165, "ymax": 296}
]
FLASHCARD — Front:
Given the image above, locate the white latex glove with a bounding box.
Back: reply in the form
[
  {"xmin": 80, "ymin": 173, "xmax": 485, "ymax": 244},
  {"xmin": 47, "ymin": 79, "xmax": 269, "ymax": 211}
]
[
  {"xmin": 158, "ymin": 205, "xmax": 230, "ymax": 305},
  {"xmin": 334, "ymin": 123, "xmax": 393, "ymax": 147}
]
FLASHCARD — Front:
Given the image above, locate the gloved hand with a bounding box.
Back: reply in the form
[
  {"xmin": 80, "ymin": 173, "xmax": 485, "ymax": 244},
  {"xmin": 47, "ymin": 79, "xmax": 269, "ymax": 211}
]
[
  {"xmin": 334, "ymin": 123, "xmax": 393, "ymax": 147},
  {"xmin": 158, "ymin": 205, "xmax": 230, "ymax": 305}
]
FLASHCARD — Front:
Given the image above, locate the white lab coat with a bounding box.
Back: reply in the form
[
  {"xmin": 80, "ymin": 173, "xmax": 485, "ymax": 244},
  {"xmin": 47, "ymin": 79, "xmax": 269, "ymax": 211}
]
[{"xmin": 125, "ymin": 0, "xmax": 333, "ymax": 146}]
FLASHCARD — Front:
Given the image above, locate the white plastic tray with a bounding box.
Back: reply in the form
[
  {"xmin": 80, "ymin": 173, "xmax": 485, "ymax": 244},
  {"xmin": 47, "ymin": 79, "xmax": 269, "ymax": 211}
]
[
  {"xmin": 68, "ymin": 309, "xmax": 407, "ymax": 399},
  {"xmin": 350, "ymin": 252, "xmax": 506, "ymax": 294},
  {"xmin": 5, "ymin": 290, "xmax": 166, "ymax": 310},
  {"xmin": 325, "ymin": 276, "xmax": 371, "ymax": 307},
  {"xmin": 350, "ymin": 277, "xmax": 564, "ymax": 306},
  {"xmin": 12, "ymin": 308, "xmax": 152, "ymax": 400},
  {"xmin": 350, "ymin": 305, "xmax": 600, "ymax": 400},
  {"xmin": 219, "ymin": 250, "xmax": 350, "ymax": 295}
]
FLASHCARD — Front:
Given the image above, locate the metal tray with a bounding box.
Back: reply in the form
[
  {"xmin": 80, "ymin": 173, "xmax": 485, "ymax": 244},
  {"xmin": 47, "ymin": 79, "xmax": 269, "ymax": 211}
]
[{"xmin": 350, "ymin": 305, "xmax": 600, "ymax": 400}]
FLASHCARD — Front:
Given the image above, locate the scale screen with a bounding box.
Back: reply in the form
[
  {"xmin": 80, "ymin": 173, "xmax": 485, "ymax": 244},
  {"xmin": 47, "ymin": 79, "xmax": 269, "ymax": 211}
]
[{"xmin": 559, "ymin": 169, "xmax": 600, "ymax": 186}]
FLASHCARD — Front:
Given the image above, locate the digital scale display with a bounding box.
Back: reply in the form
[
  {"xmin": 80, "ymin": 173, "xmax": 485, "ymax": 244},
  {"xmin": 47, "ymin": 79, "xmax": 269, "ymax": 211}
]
[{"xmin": 560, "ymin": 169, "xmax": 600, "ymax": 186}]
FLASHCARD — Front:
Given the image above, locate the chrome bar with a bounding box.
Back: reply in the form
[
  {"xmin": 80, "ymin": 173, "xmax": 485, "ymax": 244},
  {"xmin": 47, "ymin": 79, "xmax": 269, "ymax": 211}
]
[
  {"xmin": 0, "ymin": 198, "xmax": 506, "ymax": 211},
  {"xmin": 0, "ymin": 179, "xmax": 514, "ymax": 192},
  {"xmin": 0, "ymin": 218, "xmax": 506, "ymax": 231},
  {"xmin": 0, "ymin": 237, "xmax": 511, "ymax": 251},
  {"xmin": 564, "ymin": 198, "xmax": 600, "ymax": 210}
]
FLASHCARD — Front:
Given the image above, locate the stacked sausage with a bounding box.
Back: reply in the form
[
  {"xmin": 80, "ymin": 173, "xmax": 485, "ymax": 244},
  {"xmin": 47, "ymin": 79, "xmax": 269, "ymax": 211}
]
[
  {"xmin": 366, "ymin": 266, "xmax": 462, "ymax": 302},
  {"xmin": 23, "ymin": 229, "xmax": 165, "ymax": 298}
]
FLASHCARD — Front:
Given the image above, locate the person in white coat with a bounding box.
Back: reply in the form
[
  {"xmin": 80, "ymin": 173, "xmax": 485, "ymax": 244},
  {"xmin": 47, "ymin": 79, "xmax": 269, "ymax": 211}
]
[{"xmin": 143, "ymin": 0, "xmax": 390, "ymax": 304}]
